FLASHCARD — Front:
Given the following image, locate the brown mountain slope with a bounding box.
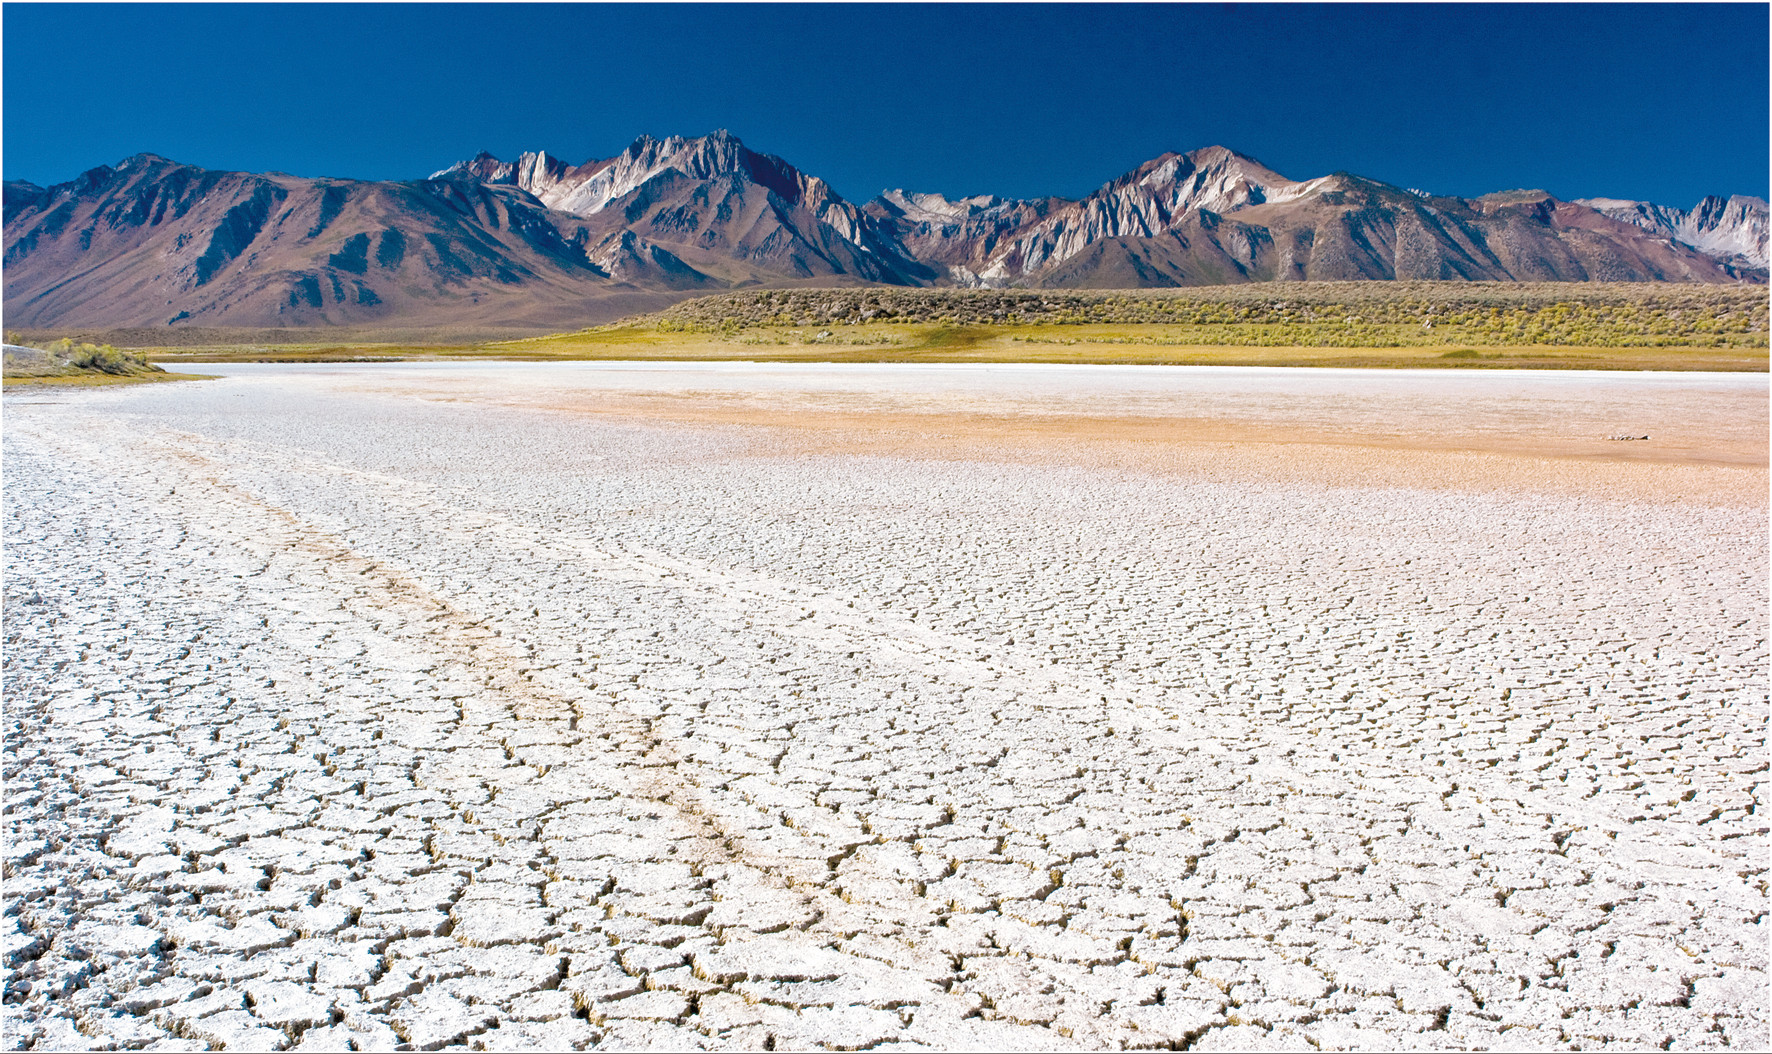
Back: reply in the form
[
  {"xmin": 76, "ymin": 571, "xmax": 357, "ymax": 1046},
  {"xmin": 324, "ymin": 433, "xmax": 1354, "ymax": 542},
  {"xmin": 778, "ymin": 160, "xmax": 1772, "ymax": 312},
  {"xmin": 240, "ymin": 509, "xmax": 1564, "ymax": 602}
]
[
  {"xmin": 1577, "ymin": 194, "xmax": 1769, "ymax": 269},
  {"xmin": 4, "ymin": 136, "xmax": 1763, "ymax": 333},
  {"xmin": 2, "ymin": 155, "xmax": 699, "ymax": 330},
  {"xmin": 438, "ymin": 131, "xmax": 934, "ymax": 286},
  {"xmin": 865, "ymin": 150, "xmax": 1763, "ymax": 287}
]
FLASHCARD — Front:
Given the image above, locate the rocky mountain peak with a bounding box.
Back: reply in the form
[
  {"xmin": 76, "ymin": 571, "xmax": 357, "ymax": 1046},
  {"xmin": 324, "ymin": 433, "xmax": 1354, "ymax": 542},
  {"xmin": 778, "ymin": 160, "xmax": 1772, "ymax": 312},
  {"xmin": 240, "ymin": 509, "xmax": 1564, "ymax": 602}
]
[
  {"xmin": 606, "ymin": 130, "xmax": 771, "ymax": 189},
  {"xmin": 6, "ymin": 136, "xmax": 1764, "ymax": 332},
  {"xmin": 116, "ymin": 153, "xmax": 179, "ymax": 171},
  {"xmin": 439, "ymin": 130, "xmax": 822, "ymax": 219},
  {"xmin": 3, "ymin": 180, "xmax": 48, "ymax": 213},
  {"xmin": 1575, "ymin": 193, "xmax": 1768, "ymax": 268},
  {"xmin": 1097, "ymin": 146, "xmax": 1334, "ymax": 218},
  {"xmin": 874, "ymin": 189, "xmax": 1018, "ymax": 223}
]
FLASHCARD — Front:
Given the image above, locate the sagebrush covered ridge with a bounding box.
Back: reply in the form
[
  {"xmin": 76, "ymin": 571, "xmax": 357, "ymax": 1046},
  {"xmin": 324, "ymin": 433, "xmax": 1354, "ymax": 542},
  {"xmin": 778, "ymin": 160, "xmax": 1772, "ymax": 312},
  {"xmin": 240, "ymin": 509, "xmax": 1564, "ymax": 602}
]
[{"xmin": 631, "ymin": 283, "xmax": 1769, "ymax": 348}]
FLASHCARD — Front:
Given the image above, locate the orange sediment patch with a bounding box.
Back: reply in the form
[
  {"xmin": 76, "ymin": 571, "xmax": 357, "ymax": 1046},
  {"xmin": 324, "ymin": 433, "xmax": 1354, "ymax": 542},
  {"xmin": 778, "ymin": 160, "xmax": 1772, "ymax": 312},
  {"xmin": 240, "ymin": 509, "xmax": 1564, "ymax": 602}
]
[{"xmin": 395, "ymin": 382, "xmax": 1769, "ymax": 509}]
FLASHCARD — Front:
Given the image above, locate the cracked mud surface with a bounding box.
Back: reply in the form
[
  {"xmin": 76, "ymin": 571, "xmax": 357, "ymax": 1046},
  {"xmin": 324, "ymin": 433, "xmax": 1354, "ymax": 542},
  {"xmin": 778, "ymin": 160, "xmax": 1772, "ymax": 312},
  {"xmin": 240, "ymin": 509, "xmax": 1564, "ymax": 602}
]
[{"xmin": 4, "ymin": 363, "xmax": 1766, "ymax": 1051}]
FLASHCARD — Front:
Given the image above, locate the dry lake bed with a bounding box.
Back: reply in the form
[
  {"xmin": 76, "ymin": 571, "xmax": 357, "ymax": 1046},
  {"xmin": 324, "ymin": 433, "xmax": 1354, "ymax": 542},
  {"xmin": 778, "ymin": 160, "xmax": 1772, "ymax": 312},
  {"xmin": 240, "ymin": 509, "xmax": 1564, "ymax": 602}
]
[{"xmin": 3, "ymin": 362, "xmax": 1766, "ymax": 1051}]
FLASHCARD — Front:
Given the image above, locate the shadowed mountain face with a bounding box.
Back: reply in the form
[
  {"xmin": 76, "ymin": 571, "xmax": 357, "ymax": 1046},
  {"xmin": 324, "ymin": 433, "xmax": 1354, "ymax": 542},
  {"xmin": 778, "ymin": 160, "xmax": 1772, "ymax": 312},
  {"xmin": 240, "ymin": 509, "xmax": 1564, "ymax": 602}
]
[
  {"xmin": 5, "ymin": 134, "xmax": 1764, "ymax": 330},
  {"xmin": 0, "ymin": 154, "xmax": 707, "ymax": 331}
]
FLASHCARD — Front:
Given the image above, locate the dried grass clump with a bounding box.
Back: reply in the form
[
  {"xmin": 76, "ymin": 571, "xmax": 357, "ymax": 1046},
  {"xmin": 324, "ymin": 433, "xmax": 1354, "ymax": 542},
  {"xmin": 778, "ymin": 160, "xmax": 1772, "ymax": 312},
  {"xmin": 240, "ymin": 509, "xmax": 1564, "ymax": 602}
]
[{"xmin": 3, "ymin": 337, "xmax": 166, "ymax": 377}]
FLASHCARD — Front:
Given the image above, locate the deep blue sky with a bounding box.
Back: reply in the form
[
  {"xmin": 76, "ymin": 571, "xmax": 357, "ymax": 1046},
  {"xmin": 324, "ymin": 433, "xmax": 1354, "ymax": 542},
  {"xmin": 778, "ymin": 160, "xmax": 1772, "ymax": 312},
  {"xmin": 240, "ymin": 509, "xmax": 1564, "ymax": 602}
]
[{"xmin": 4, "ymin": 3, "xmax": 1766, "ymax": 207}]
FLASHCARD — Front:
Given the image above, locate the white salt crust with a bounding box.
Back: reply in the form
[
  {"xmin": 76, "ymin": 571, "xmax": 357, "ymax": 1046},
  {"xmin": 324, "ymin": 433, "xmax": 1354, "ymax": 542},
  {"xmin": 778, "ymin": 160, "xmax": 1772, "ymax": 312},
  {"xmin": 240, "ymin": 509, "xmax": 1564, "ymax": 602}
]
[{"xmin": 3, "ymin": 364, "xmax": 1765, "ymax": 1051}]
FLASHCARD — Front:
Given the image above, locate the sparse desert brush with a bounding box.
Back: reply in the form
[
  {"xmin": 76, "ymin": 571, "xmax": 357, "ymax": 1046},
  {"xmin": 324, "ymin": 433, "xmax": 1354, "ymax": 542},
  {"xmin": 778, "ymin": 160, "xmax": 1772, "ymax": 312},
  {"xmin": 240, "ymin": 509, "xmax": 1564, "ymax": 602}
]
[
  {"xmin": 47, "ymin": 338, "xmax": 163, "ymax": 375},
  {"xmin": 636, "ymin": 283, "xmax": 1767, "ymax": 348}
]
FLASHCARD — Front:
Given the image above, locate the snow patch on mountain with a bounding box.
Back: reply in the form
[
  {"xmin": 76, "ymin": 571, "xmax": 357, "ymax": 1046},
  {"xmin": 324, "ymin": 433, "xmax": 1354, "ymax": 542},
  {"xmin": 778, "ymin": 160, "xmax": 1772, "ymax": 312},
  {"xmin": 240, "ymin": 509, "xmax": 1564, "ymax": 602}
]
[
  {"xmin": 878, "ymin": 189, "xmax": 1016, "ymax": 223},
  {"xmin": 1577, "ymin": 194, "xmax": 1768, "ymax": 268}
]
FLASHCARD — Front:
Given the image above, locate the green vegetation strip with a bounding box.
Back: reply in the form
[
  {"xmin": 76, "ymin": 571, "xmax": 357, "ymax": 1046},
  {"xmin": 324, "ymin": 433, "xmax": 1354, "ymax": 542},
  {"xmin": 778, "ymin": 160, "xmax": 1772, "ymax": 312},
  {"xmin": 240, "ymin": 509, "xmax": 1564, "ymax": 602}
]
[
  {"xmin": 2, "ymin": 371, "xmax": 216, "ymax": 388},
  {"xmin": 488, "ymin": 284, "xmax": 1767, "ymax": 370},
  {"xmin": 638, "ymin": 283, "xmax": 1770, "ymax": 349},
  {"xmin": 2, "ymin": 339, "xmax": 216, "ymax": 386},
  {"xmin": 43, "ymin": 283, "xmax": 1771, "ymax": 371},
  {"xmin": 488, "ymin": 328, "xmax": 1763, "ymax": 371}
]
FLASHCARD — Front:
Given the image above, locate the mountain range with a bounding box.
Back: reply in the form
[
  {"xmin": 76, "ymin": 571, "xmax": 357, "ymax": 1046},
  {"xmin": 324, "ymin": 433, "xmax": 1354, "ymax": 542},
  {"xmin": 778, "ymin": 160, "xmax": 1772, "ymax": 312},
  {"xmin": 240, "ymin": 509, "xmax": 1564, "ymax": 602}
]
[{"xmin": 4, "ymin": 130, "xmax": 1765, "ymax": 332}]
